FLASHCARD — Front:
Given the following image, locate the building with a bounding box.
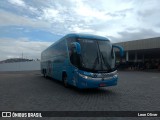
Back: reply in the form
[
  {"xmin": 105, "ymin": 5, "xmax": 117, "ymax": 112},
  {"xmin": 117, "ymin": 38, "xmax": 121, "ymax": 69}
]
[{"xmin": 114, "ymin": 37, "xmax": 160, "ymax": 69}]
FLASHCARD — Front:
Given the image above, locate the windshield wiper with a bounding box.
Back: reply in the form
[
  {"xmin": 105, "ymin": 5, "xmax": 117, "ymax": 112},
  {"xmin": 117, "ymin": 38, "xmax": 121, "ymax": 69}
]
[
  {"xmin": 99, "ymin": 51, "xmax": 112, "ymax": 71},
  {"xmin": 92, "ymin": 52, "xmax": 99, "ymax": 70}
]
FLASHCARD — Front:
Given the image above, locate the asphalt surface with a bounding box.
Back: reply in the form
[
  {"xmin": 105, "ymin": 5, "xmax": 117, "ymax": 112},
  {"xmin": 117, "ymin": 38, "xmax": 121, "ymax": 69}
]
[{"xmin": 0, "ymin": 70, "xmax": 160, "ymax": 120}]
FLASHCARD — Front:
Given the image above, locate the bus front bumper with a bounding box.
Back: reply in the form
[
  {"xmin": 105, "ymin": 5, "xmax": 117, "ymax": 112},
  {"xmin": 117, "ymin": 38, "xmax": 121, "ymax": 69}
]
[{"xmin": 77, "ymin": 74, "xmax": 118, "ymax": 89}]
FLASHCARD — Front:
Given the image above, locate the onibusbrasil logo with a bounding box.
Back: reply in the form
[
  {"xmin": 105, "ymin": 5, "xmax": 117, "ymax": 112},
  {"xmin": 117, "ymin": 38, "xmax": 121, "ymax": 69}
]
[{"xmin": 1, "ymin": 112, "xmax": 42, "ymax": 118}]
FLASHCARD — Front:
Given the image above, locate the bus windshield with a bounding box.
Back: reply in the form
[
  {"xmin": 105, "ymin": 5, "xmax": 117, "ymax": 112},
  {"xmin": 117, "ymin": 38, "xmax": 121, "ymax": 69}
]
[{"xmin": 77, "ymin": 39, "xmax": 115, "ymax": 72}]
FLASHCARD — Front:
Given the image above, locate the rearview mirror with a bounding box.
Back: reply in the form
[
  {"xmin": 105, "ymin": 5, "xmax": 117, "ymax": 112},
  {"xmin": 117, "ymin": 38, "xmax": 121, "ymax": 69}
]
[
  {"xmin": 71, "ymin": 42, "xmax": 81, "ymax": 54},
  {"xmin": 113, "ymin": 45, "xmax": 124, "ymax": 57}
]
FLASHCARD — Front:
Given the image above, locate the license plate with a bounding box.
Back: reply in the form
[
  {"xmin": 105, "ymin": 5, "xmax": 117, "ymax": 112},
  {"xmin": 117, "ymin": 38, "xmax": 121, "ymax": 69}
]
[{"xmin": 99, "ymin": 83, "xmax": 106, "ymax": 87}]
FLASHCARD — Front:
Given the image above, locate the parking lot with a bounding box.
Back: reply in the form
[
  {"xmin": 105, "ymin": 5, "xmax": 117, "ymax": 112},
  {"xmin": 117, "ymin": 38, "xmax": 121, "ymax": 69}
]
[{"xmin": 0, "ymin": 71, "xmax": 160, "ymax": 119}]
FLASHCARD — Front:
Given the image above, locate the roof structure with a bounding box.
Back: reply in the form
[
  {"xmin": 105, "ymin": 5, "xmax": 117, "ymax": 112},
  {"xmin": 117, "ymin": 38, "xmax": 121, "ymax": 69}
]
[{"xmin": 114, "ymin": 37, "xmax": 160, "ymax": 51}]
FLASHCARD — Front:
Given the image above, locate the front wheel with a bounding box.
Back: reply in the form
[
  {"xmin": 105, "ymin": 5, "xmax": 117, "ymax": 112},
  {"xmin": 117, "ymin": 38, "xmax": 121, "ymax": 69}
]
[
  {"xmin": 43, "ymin": 69, "xmax": 47, "ymax": 78},
  {"xmin": 63, "ymin": 75, "xmax": 68, "ymax": 87}
]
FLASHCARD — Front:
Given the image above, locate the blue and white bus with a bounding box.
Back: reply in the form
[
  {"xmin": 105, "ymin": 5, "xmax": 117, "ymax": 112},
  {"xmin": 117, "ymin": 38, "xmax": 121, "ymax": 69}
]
[{"xmin": 41, "ymin": 33, "xmax": 123, "ymax": 89}]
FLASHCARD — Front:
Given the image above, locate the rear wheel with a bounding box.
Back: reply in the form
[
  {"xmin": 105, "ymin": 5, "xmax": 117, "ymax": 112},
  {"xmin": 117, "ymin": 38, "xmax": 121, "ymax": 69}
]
[
  {"xmin": 43, "ymin": 69, "xmax": 47, "ymax": 78},
  {"xmin": 63, "ymin": 75, "xmax": 68, "ymax": 87}
]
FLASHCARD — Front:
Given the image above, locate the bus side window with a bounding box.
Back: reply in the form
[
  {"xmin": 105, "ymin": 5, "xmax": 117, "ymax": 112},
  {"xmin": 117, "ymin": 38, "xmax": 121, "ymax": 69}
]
[
  {"xmin": 69, "ymin": 45, "xmax": 81, "ymax": 67},
  {"xmin": 60, "ymin": 40, "xmax": 67, "ymax": 57},
  {"xmin": 70, "ymin": 51, "xmax": 78, "ymax": 67},
  {"xmin": 67, "ymin": 37, "xmax": 80, "ymax": 67}
]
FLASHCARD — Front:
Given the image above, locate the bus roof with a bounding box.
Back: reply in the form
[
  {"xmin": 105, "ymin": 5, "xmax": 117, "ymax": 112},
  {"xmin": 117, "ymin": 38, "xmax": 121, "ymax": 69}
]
[
  {"xmin": 64, "ymin": 33, "xmax": 110, "ymax": 41},
  {"xmin": 42, "ymin": 33, "xmax": 110, "ymax": 54}
]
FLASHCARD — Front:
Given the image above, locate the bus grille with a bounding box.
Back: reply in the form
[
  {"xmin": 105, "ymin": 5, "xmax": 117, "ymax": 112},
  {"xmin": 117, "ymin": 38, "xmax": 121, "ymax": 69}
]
[{"xmin": 92, "ymin": 70, "xmax": 117, "ymax": 78}]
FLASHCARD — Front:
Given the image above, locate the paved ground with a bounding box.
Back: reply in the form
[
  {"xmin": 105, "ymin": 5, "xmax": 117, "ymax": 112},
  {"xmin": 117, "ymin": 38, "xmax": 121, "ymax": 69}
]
[{"xmin": 0, "ymin": 71, "xmax": 160, "ymax": 120}]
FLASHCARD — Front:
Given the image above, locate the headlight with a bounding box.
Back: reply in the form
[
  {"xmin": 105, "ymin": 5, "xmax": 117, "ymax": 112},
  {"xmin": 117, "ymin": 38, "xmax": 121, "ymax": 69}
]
[
  {"xmin": 79, "ymin": 73, "xmax": 101, "ymax": 80},
  {"xmin": 111, "ymin": 70, "xmax": 117, "ymax": 76},
  {"xmin": 113, "ymin": 74, "xmax": 118, "ymax": 78},
  {"xmin": 79, "ymin": 70, "xmax": 118, "ymax": 80},
  {"xmin": 79, "ymin": 73, "xmax": 90, "ymax": 79}
]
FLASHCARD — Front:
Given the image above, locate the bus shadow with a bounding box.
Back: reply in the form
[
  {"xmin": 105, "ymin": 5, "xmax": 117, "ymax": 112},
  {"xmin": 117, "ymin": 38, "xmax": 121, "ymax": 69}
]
[
  {"xmin": 41, "ymin": 76, "xmax": 64, "ymax": 86},
  {"xmin": 72, "ymin": 87, "xmax": 116, "ymax": 95}
]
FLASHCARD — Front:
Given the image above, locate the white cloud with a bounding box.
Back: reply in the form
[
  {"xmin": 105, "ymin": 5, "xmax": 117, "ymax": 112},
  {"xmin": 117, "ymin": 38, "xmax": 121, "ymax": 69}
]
[
  {"xmin": 0, "ymin": 0, "xmax": 160, "ymax": 61},
  {"xmin": 8, "ymin": 0, "xmax": 26, "ymax": 7},
  {"xmin": 42, "ymin": 8, "xmax": 59, "ymax": 20},
  {"xmin": 0, "ymin": 9, "xmax": 51, "ymax": 29},
  {"xmin": 74, "ymin": 1, "xmax": 111, "ymax": 21},
  {"xmin": 109, "ymin": 28, "xmax": 160, "ymax": 43},
  {"xmin": 69, "ymin": 25, "xmax": 95, "ymax": 33},
  {"xmin": 1, "ymin": 0, "xmax": 160, "ymax": 41},
  {"xmin": 0, "ymin": 38, "xmax": 52, "ymax": 61},
  {"xmin": 41, "ymin": 8, "xmax": 66, "ymax": 23},
  {"xmin": 28, "ymin": 6, "xmax": 38, "ymax": 13}
]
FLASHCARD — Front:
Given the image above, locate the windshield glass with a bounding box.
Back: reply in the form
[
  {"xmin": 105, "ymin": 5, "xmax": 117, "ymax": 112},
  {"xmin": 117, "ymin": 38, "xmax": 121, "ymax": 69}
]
[
  {"xmin": 78, "ymin": 39, "xmax": 101, "ymax": 71},
  {"xmin": 98, "ymin": 40, "xmax": 115, "ymax": 71},
  {"xmin": 78, "ymin": 39, "xmax": 115, "ymax": 72}
]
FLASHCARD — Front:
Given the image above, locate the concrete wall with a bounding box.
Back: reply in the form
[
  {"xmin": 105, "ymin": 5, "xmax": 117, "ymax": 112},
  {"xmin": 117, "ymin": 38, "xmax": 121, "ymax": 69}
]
[{"xmin": 0, "ymin": 61, "xmax": 40, "ymax": 71}]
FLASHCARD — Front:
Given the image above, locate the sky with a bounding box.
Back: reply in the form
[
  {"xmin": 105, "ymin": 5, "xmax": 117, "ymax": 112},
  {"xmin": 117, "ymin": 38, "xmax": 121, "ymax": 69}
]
[{"xmin": 0, "ymin": 0, "xmax": 160, "ymax": 61}]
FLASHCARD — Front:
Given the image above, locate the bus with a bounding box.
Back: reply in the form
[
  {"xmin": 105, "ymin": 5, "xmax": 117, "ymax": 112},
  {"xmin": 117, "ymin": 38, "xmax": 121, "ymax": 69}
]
[{"xmin": 41, "ymin": 33, "xmax": 124, "ymax": 89}]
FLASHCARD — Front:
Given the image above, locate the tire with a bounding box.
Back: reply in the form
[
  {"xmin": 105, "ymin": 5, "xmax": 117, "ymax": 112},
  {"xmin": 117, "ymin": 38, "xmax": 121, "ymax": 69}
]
[
  {"xmin": 63, "ymin": 75, "xmax": 68, "ymax": 87},
  {"xmin": 43, "ymin": 69, "xmax": 46, "ymax": 78}
]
